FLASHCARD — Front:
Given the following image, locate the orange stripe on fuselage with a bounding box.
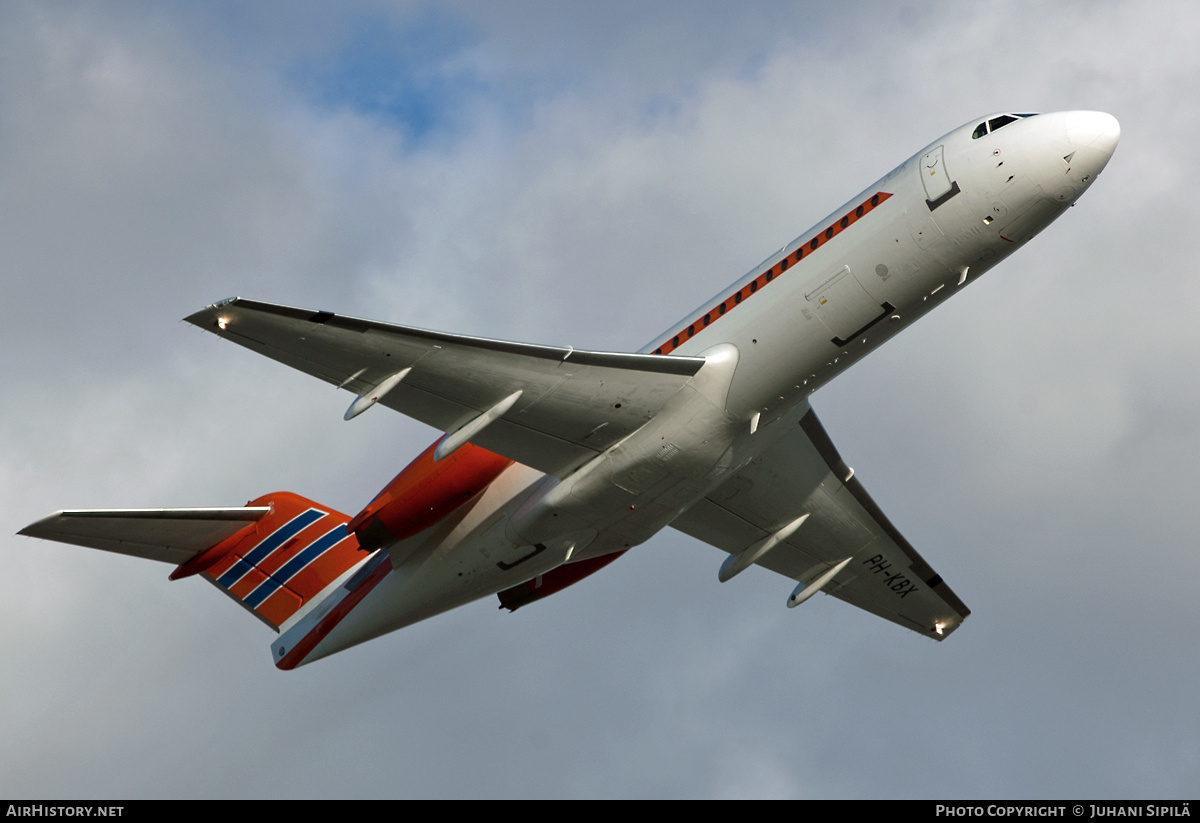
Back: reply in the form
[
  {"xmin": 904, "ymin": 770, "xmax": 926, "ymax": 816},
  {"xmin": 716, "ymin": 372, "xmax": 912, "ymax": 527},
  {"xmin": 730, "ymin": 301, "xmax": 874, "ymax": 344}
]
[{"xmin": 654, "ymin": 191, "xmax": 892, "ymax": 355}]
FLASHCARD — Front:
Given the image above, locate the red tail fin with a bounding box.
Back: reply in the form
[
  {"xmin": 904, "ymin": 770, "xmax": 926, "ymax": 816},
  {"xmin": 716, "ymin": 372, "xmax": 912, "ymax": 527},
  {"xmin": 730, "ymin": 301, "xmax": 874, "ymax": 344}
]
[{"xmin": 197, "ymin": 492, "xmax": 365, "ymax": 631}]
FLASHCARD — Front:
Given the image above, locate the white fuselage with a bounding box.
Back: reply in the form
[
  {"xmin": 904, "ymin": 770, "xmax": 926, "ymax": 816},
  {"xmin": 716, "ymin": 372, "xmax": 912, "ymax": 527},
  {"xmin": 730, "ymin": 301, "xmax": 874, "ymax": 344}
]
[{"xmin": 279, "ymin": 111, "xmax": 1119, "ymax": 666}]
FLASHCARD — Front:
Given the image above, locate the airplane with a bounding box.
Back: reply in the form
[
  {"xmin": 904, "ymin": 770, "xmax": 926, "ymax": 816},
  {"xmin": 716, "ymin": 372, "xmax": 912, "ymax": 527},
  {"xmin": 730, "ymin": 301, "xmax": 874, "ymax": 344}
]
[{"xmin": 20, "ymin": 110, "xmax": 1120, "ymax": 669}]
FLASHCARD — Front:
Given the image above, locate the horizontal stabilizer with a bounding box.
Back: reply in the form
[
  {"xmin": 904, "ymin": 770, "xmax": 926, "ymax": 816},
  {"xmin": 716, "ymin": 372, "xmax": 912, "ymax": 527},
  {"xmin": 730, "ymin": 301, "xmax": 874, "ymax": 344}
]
[
  {"xmin": 19, "ymin": 507, "xmax": 270, "ymax": 566},
  {"xmin": 21, "ymin": 493, "xmax": 372, "ymax": 632}
]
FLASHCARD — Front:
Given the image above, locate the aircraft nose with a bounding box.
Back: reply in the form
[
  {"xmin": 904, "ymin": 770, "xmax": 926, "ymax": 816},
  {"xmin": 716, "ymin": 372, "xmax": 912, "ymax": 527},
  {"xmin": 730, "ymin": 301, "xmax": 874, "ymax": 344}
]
[{"xmin": 1065, "ymin": 110, "xmax": 1120, "ymax": 162}]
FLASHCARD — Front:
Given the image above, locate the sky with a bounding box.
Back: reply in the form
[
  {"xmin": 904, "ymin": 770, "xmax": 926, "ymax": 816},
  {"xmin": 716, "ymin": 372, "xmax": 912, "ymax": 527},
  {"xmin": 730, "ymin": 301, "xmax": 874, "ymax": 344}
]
[{"xmin": 2, "ymin": 0, "xmax": 1198, "ymax": 799}]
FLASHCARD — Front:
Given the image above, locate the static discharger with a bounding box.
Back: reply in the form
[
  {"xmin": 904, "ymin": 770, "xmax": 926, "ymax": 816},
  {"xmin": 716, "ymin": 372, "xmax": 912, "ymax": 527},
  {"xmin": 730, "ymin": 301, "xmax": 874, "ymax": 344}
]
[
  {"xmin": 434, "ymin": 390, "xmax": 523, "ymax": 461},
  {"xmin": 787, "ymin": 557, "xmax": 853, "ymax": 608},
  {"xmin": 719, "ymin": 514, "xmax": 809, "ymax": 583},
  {"xmin": 344, "ymin": 368, "xmax": 411, "ymax": 420}
]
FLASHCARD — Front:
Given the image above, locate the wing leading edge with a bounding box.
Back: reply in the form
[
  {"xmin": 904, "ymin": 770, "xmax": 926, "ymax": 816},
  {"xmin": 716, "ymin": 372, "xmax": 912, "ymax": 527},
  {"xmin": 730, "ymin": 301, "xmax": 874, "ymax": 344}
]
[
  {"xmin": 671, "ymin": 405, "xmax": 969, "ymax": 639},
  {"xmin": 185, "ymin": 298, "xmax": 706, "ymax": 478}
]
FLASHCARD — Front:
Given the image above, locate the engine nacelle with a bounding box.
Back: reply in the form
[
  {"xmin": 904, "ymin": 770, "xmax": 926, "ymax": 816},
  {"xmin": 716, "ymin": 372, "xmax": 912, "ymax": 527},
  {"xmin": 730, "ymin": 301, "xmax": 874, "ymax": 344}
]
[{"xmin": 349, "ymin": 439, "xmax": 513, "ymax": 552}]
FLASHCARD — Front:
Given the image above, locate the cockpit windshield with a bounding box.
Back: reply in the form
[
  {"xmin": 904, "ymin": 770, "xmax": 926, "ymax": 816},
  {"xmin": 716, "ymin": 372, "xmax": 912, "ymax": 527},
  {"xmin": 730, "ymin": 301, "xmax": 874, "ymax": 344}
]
[{"xmin": 971, "ymin": 112, "xmax": 1039, "ymax": 139}]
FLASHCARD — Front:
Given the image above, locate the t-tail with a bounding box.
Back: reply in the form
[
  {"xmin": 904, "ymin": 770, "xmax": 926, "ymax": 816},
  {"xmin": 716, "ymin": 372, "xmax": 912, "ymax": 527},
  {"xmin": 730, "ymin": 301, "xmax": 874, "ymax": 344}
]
[
  {"xmin": 175, "ymin": 492, "xmax": 367, "ymax": 631},
  {"xmin": 19, "ymin": 491, "xmax": 373, "ymax": 643}
]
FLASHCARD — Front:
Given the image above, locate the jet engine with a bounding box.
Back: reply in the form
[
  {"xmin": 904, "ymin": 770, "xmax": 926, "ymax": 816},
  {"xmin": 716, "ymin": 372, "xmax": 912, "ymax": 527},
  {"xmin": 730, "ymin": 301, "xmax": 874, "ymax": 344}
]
[{"xmin": 348, "ymin": 440, "xmax": 513, "ymax": 552}]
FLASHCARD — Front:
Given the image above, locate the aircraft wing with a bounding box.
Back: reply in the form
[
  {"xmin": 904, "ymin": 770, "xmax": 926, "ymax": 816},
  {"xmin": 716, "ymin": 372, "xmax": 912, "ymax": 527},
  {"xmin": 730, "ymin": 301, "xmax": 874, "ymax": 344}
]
[
  {"xmin": 18, "ymin": 507, "xmax": 269, "ymax": 565},
  {"xmin": 671, "ymin": 405, "xmax": 970, "ymax": 639},
  {"xmin": 185, "ymin": 298, "xmax": 706, "ymax": 478}
]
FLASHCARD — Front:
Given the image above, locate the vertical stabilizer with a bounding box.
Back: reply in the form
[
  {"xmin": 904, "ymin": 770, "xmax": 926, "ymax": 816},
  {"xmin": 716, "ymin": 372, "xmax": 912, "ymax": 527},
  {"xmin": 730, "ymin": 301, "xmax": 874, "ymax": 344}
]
[{"xmin": 199, "ymin": 492, "xmax": 365, "ymax": 631}]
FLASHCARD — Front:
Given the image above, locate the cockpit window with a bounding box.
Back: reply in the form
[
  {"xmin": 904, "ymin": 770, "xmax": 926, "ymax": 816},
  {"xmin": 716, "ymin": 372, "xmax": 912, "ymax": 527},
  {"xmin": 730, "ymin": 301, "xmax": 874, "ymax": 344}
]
[
  {"xmin": 971, "ymin": 112, "xmax": 1040, "ymax": 139},
  {"xmin": 988, "ymin": 114, "xmax": 1019, "ymax": 132}
]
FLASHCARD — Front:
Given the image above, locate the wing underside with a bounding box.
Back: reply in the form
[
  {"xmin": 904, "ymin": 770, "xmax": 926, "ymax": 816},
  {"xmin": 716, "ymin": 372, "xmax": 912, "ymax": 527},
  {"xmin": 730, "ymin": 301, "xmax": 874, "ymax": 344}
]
[
  {"xmin": 671, "ymin": 405, "xmax": 969, "ymax": 639},
  {"xmin": 185, "ymin": 298, "xmax": 706, "ymax": 478}
]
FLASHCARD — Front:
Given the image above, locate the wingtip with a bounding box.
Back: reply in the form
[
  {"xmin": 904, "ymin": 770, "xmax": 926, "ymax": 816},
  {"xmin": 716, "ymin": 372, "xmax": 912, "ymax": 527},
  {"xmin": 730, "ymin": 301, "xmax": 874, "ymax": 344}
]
[
  {"xmin": 17, "ymin": 511, "xmax": 65, "ymax": 540},
  {"xmin": 182, "ymin": 296, "xmax": 241, "ymax": 329}
]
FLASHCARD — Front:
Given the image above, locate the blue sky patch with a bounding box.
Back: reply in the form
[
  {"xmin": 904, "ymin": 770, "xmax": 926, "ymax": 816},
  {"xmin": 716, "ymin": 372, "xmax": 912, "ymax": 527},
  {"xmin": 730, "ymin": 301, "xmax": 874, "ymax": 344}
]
[{"xmin": 289, "ymin": 9, "xmax": 488, "ymax": 144}]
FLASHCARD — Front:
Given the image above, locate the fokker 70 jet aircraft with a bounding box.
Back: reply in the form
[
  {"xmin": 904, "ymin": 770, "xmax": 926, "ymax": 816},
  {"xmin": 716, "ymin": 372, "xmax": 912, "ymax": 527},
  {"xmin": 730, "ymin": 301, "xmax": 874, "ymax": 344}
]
[{"xmin": 22, "ymin": 111, "xmax": 1119, "ymax": 669}]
